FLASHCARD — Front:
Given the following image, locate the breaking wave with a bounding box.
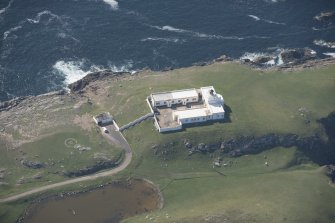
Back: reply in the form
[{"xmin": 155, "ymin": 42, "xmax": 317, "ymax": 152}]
[
  {"xmin": 248, "ymin": 15, "xmax": 261, "ymax": 21},
  {"xmin": 102, "ymin": 0, "xmax": 119, "ymax": 10},
  {"xmin": 240, "ymin": 49, "xmax": 284, "ymax": 66},
  {"xmin": 323, "ymin": 52, "xmax": 335, "ymax": 58},
  {"xmin": 3, "ymin": 25, "xmax": 22, "ymax": 40},
  {"xmin": 0, "ymin": 0, "xmax": 14, "ymax": 16},
  {"xmin": 27, "ymin": 10, "xmax": 60, "ymax": 24},
  {"xmin": 53, "ymin": 59, "xmax": 133, "ymax": 86},
  {"xmin": 248, "ymin": 14, "xmax": 286, "ymax": 25},
  {"xmin": 313, "ymin": 39, "xmax": 335, "ymax": 49},
  {"xmin": 141, "ymin": 37, "xmax": 183, "ymax": 43},
  {"xmin": 150, "ymin": 25, "xmax": 269, "ymax": 40}
]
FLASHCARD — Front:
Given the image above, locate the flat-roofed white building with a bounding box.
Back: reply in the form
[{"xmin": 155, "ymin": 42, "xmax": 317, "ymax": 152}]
[
  {"xmin": 149, "ymin": 86, "xmax": 225, "ymax": 132},
  {"xmin": 151, "ymin": 88, "xmax": 199, "ymax": 107},
  {"xmin": 93, "ymin": 112, "xmax": 113, "ymax": 126}
]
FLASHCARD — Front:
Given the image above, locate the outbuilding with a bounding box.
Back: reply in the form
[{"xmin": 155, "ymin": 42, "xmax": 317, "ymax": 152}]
[{"xmin": 93, "ymin": 112, "xmax": 113, "ymax": 126}]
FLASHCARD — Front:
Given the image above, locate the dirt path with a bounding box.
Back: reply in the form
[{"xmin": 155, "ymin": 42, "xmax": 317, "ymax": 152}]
[{"xmin": 0, "ymin": 128, "xmax": 132, "ymax": 203}]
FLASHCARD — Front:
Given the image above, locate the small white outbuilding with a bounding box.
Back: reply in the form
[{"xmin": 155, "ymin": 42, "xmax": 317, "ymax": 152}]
[{"xmin": 93, "ymin": 112, "xmax": 113, "ymax": 126}]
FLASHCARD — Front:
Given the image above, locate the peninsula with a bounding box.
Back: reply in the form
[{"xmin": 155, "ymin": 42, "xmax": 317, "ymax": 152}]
[{"xmin": 0, "ymin": 58, "xmax": 335, "ymax": 223}]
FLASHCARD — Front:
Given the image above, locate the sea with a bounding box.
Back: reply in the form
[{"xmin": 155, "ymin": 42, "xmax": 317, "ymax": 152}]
[{"xmin": 0, "ymin": 0, "xmax": 335, "ymax": 101}]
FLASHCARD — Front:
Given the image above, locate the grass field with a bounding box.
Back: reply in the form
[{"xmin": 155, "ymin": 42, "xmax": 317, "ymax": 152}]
[
  {"xmin": 0, "ymin": 61, "xmax": 335, "ymax": 223},
  {"xmin": 0, "ymin": 126, "xmax": 123, "ymax": 198}
]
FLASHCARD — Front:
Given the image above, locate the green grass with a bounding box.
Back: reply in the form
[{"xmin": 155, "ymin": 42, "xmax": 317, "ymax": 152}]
[
  {"xmin": 1, "ymin": 62, "xmax": 335, "ymax": 222},
  {"xmin": 0, "ymin": 126, "xmax": 123, "ymax": 198}
]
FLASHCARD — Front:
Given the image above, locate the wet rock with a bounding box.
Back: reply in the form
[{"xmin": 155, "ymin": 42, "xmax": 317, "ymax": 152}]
[
  {"xmin": 252, "ymin": 56, "xmax": 273, "ymax": 65},
  {"xmin": 0, "ymin": 97, "xmax": 27, "ymax": 112},
  {"xmin": 325, "ymin": 165, "xmax": 335, "ymax": 182},
  {"xmin": 214, "ymin": 55, "xmax": 233, "ymax": 62},
  {"xmin": 21, "ymin": 159, "xmax": 45, "ymax": 169},
  {"xmin": 68, "ymin": 70, "xmax": 130, "ymax": 93},
  {"xmin": 280, "ymin": 48, "xmax": 317, "ymax": 64}
]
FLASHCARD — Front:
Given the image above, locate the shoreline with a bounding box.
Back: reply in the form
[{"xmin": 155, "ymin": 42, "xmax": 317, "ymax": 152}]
[{"xmin": 1, "ymin": 55, "xmax": 335, "ymax": 110}]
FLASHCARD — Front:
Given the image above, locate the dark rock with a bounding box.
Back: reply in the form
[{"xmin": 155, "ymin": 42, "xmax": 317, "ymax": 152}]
[
  {"xmin": 325, "ymin": 165, "xmax": 335, "ymax": 182},
  {"xmin": 252, "ymin": 56, "xmax": 273, "ymax": 65},
  {"xmin": 0, "ymin": 96, "xmax": 27, "ymax": 112},
  {"xmin": 63, "ymin": 160, "xmax": 117, "ymax": 177},
  {"xmin": 280, "ymin": 48, "xmax": 317, "ymax": 64},
  {"xmin": 215, "ymin": 55, "xmax": 233, "ymax": 62},
  {"xmin": 68, "ymin": 70, "xmax": 130, "ymax": 93},
  {"xmin": 21, "ymin": 160, "xmax": 44, "ymax": 169}
]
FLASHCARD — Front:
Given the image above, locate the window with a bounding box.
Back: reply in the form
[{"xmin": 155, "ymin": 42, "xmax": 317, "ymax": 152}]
[
  {"xmin": 178, "ymin": 100, "xmax": 181, "ymax": 103},
  {"xmin": 186, "ymin": 99, "xmax": 189, "ymax": 101},
  {"xmin": 156, "ymin": 102, "xmax": 160, "ymax": 106},
  {"xmin": 164, "ymin": 101, "xmax": 167, "ymax": 104}
]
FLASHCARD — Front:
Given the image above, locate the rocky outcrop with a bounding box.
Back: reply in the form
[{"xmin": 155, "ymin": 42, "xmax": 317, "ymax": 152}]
[
  {"xmin": 21, "ymin": 159, "xmax": 45, "ymax": 169},
  {"xmin": 325, "ymin": 165, "xmax": 335, "ymax": 182},
  {"xmin": 181, "ymin": 111, "xmax": 335, "ymax": 169},
  {"xmin": 280, "ymin": 48, "xmax": 317, "ymax": 64},
  {"xmin": 67, "ymin": 70, "xmax": 130, "ymax": 93},
  {"xmin": 62, "ymin": 160, "xmax": 117, "ymax": 177},
  {"xmin": 0, "ymin": 97, "xmax": 27, "ymax": 112},
  {"xmin": 0, "ymin": 90, "xmax": 66, "ymax": 112}
]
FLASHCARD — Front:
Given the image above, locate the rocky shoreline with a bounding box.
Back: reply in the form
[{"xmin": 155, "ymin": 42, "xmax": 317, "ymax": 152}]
[{"xmin": 1, "ymin": 49, "xmax": 335, "ymax": 108}]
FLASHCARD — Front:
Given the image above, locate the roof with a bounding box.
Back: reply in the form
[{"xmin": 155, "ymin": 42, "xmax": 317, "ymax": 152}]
[
  {"xmin": 95, "ymin": 112, "xmax": 112, "ymax": 120},
  {"xmin": 174, "ymin": 108, "xmax": 209, "ymax": 120},
  {"xmin": 151, "ymin": 88, "xmax": 198, "ymax": 102}
]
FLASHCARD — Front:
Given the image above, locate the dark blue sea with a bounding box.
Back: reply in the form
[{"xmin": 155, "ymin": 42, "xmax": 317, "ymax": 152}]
[{"xmin": 0, "ymin": 0, "xmax": 335, "ymax": 101}]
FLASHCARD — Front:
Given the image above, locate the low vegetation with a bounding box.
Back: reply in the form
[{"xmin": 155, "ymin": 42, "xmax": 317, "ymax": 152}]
[{"xmin": 0, "ymin": 61, "xmax": 335, "ymax": 222}]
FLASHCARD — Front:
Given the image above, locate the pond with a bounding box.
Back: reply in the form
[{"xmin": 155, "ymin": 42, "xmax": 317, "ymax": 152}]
[{"xmin": 23, "ymin": 179, "xmax": 162, "ymax": 223}]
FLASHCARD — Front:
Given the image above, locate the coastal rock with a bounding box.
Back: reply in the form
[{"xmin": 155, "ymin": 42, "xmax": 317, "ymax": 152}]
[
  {"xmin": 325, "ymin": 165, "xmax": 335, "ymax": 182},
  {"xmin": 252, "ymin": 56, "xmax": 273, "ymax": 65},
  {"xmin": 214, "ymin": 55, "xmax": 233, "ymax": 62},
  {"xmin": 0, "ymin": 97, "xmax": 27, "ymax": 112},
  {"xmin": 68, "ymin": 70, "xmax": 130, "ymax": 93},
  {"xmin": 21, "ymin": 159, "xmax": 45, "ymax": 169},
  {"xmin": 280, "ymin": 48, "xmax": 317, "ymax": 64}
]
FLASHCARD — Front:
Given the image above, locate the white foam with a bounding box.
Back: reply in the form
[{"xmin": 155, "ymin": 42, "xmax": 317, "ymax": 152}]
[
  {"xmin": 313, "ymin": 39, "xmax": 335, "ymax": 49},
  {"xmin": 264, "ymin": 0, "xmax": 285, "ymax": 3},
  {"xmin": 240, "ymin": 49, "xmax": 285, "ymax": 66},
  {"xmin": 27, "ymin": 10, "xmax": 59, "ymax": 24},
  {"xmin": 102, "ymin": 0, "xmax": 119, "ymax": 10},
  {"xmin": 151, "ymin": 24, "xmax": 253, "ymax": 40},
  {"xmin": 248, "ymin": 14, "xmax": 285, "ymax": 25},
  {"xmin": 141, "ymin": 37, "xmax": 182, "ymax": 43},
  {"xmin": 240, "ymin": 52, "xmax": 268, "ymax": 62},
  {"xmin": 53, "ymin": 59, "xmax": 134, "ymax": 86},
  {"xmin": 248, "ymin": 15, "xmax": 260, "ymax": 21},
  {"xmin": 263, "ymin": 19, "xmax": 286, "ymax": 25},
  {"xmin": 323, "ymin": 52, "xmax": 335, "ymax": 58},
  {"xmin": 3, "ymin": 25, "xmax": 22, "ymax": 40},
  {"xmin": 107, "ymin": 60, "xmax": 134, "ymax": 72},
  {"xmin": 0, "ymin": 0, "xmax": 14, "ymax": 16},
  {"xmin": 53, "ymin": 60, "xmax": 102, "ymax": 85}
]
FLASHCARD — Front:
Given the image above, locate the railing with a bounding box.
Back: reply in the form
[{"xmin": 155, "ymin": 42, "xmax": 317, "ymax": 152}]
[{"xmin": 118, "ymin": 113, "xmax": 154, "ymax": 132}]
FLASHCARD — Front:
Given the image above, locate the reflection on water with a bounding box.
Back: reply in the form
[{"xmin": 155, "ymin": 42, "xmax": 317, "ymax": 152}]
[{"xmin": 24, "ymin": 179, "xmax": 161, "ymax": 223}]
